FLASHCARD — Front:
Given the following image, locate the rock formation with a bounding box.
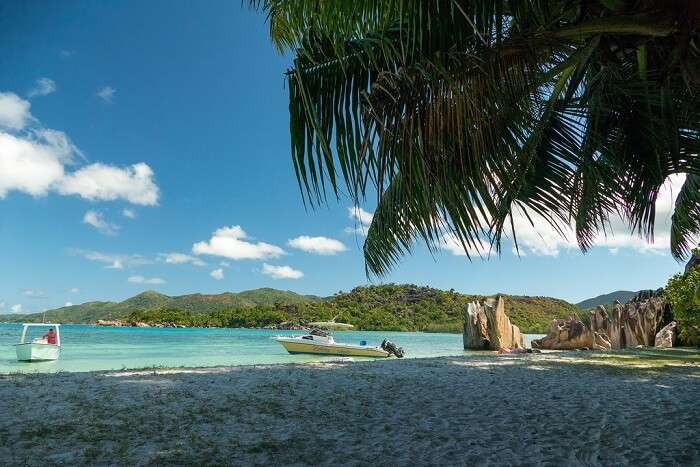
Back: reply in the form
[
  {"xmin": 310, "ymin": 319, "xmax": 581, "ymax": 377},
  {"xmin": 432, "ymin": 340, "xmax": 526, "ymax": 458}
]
[
  {"xmin": 655, "ymin": 321, "xmax": 678, "ymax": 348},
  {"xmin": 532, "ymin": 290, "xmax": 670, "ymax": 350},
  {"xmin": 531, "ymin": 313, "xmax": 612, "ymax": 350},
  {"xmin": 96, "ymin": 319, "xmax": 186, "ymax": 328},
  {"xmin": 464, "ymin": 296, "xmax": 524, "ymax": 350},
  {"xmin": 464, "ymin": 301, "xmax": 490, "ymax": 349}
]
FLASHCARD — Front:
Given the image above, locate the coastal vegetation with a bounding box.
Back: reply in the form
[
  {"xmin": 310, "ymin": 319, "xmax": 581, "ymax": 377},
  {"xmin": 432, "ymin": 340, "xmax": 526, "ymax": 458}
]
[
  {"xmin": 256, "ymin": 1, "xmax": 700, "ymax": 276},
  {"xmin": 665, "ymin": 251, "xmax": 700, "ymax": 345},
  {"xmin": 5, "ymin": 285, "xmax": 580, "ymax": 333}
]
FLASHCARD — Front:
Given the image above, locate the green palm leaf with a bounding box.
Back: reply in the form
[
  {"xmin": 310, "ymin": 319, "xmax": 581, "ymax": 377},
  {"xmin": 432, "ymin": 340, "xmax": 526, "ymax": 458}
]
[{"xmin": 254, "ymin": 0, "xmax": 700, "ymax": 275}]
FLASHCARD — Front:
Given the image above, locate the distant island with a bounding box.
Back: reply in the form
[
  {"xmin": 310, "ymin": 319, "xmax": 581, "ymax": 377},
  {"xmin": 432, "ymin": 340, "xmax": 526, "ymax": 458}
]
[
  {"xmin": 2, "ymin": 285, "xmax": 582, "ymax": 333},
  {"xmin": 575, "ymin": 290, "xmax": 639, "ymax": 310}
]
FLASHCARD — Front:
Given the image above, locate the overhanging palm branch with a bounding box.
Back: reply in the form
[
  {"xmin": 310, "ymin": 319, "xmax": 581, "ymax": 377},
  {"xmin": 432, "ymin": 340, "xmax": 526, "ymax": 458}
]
[{"xmin": 255, "ymin": 0, "xmax": 700, "ymax": 275}]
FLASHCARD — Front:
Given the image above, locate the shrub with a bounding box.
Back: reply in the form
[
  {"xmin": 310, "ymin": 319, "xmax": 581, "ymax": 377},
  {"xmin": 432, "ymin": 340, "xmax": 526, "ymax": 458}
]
[{"xmin": 665, "ymin": 264, "xmax": 700, "ymax": 346}]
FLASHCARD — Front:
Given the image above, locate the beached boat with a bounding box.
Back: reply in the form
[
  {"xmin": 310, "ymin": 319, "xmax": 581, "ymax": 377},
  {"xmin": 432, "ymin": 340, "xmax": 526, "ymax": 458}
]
[
  {"xmin": 275, "ymin": 330, "xmax": 403, "ymax": 358},
  {"xmin": 15, "ymin": 323, "xmax": 61, "ymax": 362}
]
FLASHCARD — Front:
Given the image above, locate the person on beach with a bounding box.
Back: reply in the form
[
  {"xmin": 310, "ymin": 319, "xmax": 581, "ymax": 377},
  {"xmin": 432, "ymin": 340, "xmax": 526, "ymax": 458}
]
[{"xmin": 43, "ymin": 328, "xmax": 57, "ymax": 345}]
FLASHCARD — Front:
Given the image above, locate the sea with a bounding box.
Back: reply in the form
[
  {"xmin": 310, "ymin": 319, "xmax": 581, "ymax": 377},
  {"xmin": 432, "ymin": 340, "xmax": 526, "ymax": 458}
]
[{"xmin": 0, "ymin": 324, "xmax": 544, "ymax": 373}]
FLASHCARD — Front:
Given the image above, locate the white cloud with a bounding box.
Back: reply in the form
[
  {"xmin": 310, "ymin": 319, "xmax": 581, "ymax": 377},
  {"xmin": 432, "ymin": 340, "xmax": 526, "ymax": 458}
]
[
  {"xmin": 83, "ymin": 210, "xmax": 119, "ymax": 235},
  {"xmin": 505, "ymin": 174, "xmax": 689, "ymax": 257},
  {"xmin": 69, "ymin": 288, "xmax": 79, "ymax": 293},
  {"xmin": 58, "ymin": 162, "xmax": 159, "ymax": 205},
  {"xmin": 440, "ymin": 233, "xmax": 490, "ymax": 258},
  {"xmin": 0, "ymin": 131, "xmax": 69, "ymax": 198},
  {"xmin": 261, "ymin": 263, "xmax": 303, "ymax": 279},
  {"xmin": 22, "ymin": 289, "xmax": 46, "ymax": 299},
  {"xmin": 0, "ymin": 92, "xmax": 32, "ymax": 130},
  {"xmin": 10, "ymin": 304, "xmax": 22, "ymax": 314},
  {"xmin": 210, "ymin": 268, "xmax": 224, "ymax": 280},
  {"xmin": 0, "ymin": 91, "xmax": 159, "ymax": 206},
  {"xmin": 220, "ymin": 261, "xmax": 230, "ymax": 267},
  {"xmin": 349, "ymin": 207, "xmax": 373, "ymax": 225},
  {"xmin": 193, "ymin": 226, "xmax": 285, "ymax": 261},
  {"xmin": 287, "ymin": 235, "xmax": 347, "ymax": 255},
  {"xmin": 97, "ymin": 86, "xmax": 115, "ymax": 103},
  {"xmin": 64, "ymin": 302, "xmax": 73, "ymax": 307},
  {"xmin": 122, "ymin": 208, "xmax": 136, "ymax": 219},
  {"xmin": 72, "ymin": 249, "xmax": 151, "ymax": 269},
  {"xmin": 344, "ymin": 225, "xmax": 369, "ymax": 236},
  {"xmin": 434, "ymin": 175, "xmax": 691, "ymax": 259},
  {"xmin": 158, "ymin": 252, "xmax": 205, "ymax": 267},
  {"xmin": 346, "ymin": 207, "xmax": 373, "ymax": 236},
  {"xmin": 506, "ymin": 207, "xmax": 578, "ymax": 257},
  {"xmin": 28, "ymin": 78, "xmax": 56, "ymax": 98},
  {"xmin": 128, "ymin": 275, "xmax": 165, "ymax": 285},
  {"xmin": 59, "ymin": 50, "xmax": 73, "ymax": 58},
  {"xmin": 34, "ymin": 128, "xmax": 83, "ymax": 160}
]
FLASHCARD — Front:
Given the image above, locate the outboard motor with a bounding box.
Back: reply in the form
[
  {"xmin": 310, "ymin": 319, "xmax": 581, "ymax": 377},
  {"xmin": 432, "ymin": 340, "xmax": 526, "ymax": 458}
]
[{"xmin": 381, "ymin": 339, "xmax": 405, "ymax": 358}]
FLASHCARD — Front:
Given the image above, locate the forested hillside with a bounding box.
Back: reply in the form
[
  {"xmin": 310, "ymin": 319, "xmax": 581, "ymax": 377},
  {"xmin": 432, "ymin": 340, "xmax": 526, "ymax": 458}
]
[{"xmin": 4, "ymin": 285, "xmax": 581, "ymax": 333}]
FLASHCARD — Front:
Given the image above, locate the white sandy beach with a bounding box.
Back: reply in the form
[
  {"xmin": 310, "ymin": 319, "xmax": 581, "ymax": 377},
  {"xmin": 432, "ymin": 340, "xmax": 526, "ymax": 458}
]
[{"xmin": 1, "ymin": 351, "xmax": 699, "ymax": 466}]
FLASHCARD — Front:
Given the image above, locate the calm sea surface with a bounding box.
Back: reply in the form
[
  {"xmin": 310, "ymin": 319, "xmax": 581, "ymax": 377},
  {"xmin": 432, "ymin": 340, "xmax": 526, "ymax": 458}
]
[{"xmin": 0, "ymin": 324, "xmax": 544, "ymax": 373}]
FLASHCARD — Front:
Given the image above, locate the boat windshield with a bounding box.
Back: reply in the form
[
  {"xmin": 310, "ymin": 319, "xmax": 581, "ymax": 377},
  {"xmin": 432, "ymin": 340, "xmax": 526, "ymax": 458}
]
[{"xmin": 19, "ymin": 325, "xmax": 60, "ymax": 345}]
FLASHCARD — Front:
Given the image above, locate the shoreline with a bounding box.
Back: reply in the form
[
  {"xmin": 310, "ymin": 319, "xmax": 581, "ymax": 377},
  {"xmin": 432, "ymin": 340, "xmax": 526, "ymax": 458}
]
[
  {"xmin": 1, "ymin": 352, "xmax": 698, "ymax": 465},
  {"xmin": 2, "ymin": 345, "xmax": 697, "ymax": 376}
]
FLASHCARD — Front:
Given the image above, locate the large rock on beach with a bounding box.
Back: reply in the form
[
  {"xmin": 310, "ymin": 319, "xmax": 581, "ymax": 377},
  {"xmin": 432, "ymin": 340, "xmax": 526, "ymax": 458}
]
[
  {"xmin": 655, "ymin": 321, "xmax": 678, "ymax": 348},
  {"xmin": 463, "ymin": 296, "xmax": 523, "ymax": 350},
  {"xmin": 532, "ymin": 290, "xmax": 669, "ymax": 350},
  {"xmin": 531, "ymin": 315, "xmax": 611, "ymax": 350},
  {"xmin": 613, "ymin": 290, "xmax": 667, "ymax": 347},
  {"xmin": 463, "ymin": 301, "xmax": 489, "ymax": 349}
]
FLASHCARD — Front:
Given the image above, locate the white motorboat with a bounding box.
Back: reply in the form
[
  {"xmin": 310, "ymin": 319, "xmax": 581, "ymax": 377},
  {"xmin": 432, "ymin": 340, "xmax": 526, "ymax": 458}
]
[
  {"xmin": 15, "ymin": 323, "xmax": 61, "ymax": 362},
  {"xmin": 275, "ymin": 329, "xmax": 404, "ymax": 358}
]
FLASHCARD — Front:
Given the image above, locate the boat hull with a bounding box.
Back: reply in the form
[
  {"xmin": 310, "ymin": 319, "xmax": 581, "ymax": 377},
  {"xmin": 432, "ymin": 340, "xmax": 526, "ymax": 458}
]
[
  {"xmin": 15, "ymin": 343, "xmax": 60, "ymax": 362},
  {"xmin": 276, "ymin": 338, "xmax": 390, "ymax": 358}
]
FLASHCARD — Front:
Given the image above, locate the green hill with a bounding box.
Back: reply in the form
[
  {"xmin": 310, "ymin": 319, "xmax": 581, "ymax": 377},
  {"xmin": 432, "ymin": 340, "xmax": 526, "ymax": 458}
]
[
  {"xmin": 502, "ymin": 296, "xmax": 581, "ymax": 333},
  {"xmin": 2, "ymin": 285, "xmax": 578, "ymax": 333},
  {"xmin": 301, "ymin": 285, "xmax": 580, "ymax": 333},
  {"xmin": 15, "ymin": 301, "xmax": 121, "ymax": 323},
  {"xmin": 167, "ymin": 293, "xmax": 255, "ymax": 313},
  {"xmin": 3, "ymin": 289, "xmax": 322, "ymax": 324},
  {"xmin": 119, "ymin": 291, "xmax": 172, "ymax": 311},
  {"xmin": 576, "ymin": 291, "xmax": 638, "ymax": 310},
  {"xmin": 237, "ymin": 288, "xmax": 323, "ymax": 307}
]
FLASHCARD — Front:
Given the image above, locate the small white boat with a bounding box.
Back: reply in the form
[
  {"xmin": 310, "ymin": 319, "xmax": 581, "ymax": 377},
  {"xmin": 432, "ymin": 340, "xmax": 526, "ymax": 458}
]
[
  {"xmin": 275, "ymin": 330, "xmax": 403, "ymax": 358},
  {"xmin": 15, "ymin": 323, "xmax": 61, "ymax": 362}
]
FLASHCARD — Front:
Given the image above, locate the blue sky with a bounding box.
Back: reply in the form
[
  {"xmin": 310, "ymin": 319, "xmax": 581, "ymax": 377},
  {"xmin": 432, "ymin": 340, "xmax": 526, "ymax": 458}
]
[{"xmin": 0, "ymin": 1, "xmax": 690, "ymax": 313}]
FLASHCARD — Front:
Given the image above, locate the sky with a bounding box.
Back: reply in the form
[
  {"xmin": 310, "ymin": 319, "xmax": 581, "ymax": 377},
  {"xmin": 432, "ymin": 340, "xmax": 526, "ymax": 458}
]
[{"xmin": 0, "ymin": 1, "xmax": 692, "ymax": 314}]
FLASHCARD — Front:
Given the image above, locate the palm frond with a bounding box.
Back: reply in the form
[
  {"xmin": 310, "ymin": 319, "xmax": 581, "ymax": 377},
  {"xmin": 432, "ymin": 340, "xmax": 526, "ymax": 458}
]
[
  {"xmin": 254, "ymin": 0, "xmax": 700, "ymax": 274},
  {"xmin": 671, "ymin": 175, "xmax": 700, "ymax": 260}
]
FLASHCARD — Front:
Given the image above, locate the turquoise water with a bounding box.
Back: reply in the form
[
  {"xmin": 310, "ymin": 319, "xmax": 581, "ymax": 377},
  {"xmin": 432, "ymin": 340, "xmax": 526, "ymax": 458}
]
[{"xmin": 0, "ymin": 324, "xmax": 543, "ymax": 373}]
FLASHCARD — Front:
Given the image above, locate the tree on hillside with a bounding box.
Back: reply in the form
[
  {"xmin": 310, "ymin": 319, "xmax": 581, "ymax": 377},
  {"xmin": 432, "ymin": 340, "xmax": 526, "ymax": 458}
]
[
  {"xmin": 255, "ymin": 1, "xmax": 700, "ymax": 275},
  {"xmin": 665, "ymin": 248, "xmax": 700, "ymax": 345}
]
